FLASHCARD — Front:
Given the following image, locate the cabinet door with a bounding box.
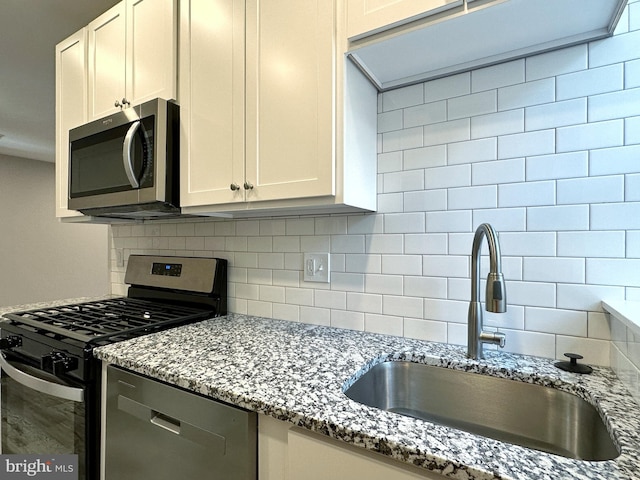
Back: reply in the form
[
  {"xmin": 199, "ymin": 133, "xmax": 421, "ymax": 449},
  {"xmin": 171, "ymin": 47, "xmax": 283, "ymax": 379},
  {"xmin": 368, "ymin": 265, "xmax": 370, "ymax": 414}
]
[
  {"xmin": 347, "ymin": 0, "xmax": 461, "ymax": 40},
  {"xmin": 126, "ymin": 0, "xmax": 177, "ymax": 106},
  {"xmin": 55, "ymin": 30, "xmax": 87, "ymax": 218},
  {"xmin": 87, "ymin": 2, "xmax": 126, "ymax": 120},
  {"xmin": 245, "ymin": 0, "xmax": 335, "ymax": 203},
  {"xmin": 179, "ymin": 0, "xmax": 245, "ymax": 207}
]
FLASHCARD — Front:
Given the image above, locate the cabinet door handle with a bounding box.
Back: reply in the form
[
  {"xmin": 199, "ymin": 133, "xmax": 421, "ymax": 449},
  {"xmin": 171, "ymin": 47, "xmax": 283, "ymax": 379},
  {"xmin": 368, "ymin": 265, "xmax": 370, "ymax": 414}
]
[
  {"xmin": 114, "ymin": 100, "xmax": 122, "ymax": 108},
  {"xmin": 230, "ymin": 183, "xmax": 240, "ymax": 191},
  {"xmin": 243, "ymin": 182, "xmax": 254, "ymax": 190},
  {"xmin": 122, "ymin": 97, "xmax": 131, "ymax": 108}
]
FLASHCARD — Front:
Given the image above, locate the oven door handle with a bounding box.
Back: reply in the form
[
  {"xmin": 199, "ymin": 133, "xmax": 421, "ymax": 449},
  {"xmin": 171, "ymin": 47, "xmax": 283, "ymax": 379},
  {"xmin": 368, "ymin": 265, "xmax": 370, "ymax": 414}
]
[{"xmin": 0, "ymin": 354, "xmax": 84, "ymax": 402}]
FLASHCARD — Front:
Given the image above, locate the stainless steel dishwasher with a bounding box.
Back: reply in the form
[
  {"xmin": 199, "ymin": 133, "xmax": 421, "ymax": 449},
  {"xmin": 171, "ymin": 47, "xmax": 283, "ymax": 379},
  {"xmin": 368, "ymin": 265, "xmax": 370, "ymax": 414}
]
[{"xmin": 104, "ymin": 366, "xmax": 256, "ymax": 479}]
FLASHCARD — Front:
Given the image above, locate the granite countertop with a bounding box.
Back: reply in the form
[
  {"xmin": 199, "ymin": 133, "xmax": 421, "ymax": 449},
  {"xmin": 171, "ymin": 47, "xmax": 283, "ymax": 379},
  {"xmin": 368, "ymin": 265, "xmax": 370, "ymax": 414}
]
[{"xmin": 92, "ymin": 313, "xmax": 640, "ymax": 480}]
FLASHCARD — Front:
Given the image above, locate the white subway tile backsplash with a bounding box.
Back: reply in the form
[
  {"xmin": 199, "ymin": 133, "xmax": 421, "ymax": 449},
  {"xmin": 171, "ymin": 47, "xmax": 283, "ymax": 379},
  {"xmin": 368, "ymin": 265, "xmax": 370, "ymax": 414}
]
[
  {"xmin": 382, "ymin": 83, "xmax": 424, "ymax": 111},
  {"xmin": 626, "ymin": 116, "xmax": 640, "ymax": 145},
  {"xmin": 404, "ymin": 190, "xmax": 447, "ymax": 212},
  {"xmin": 381, "ymin": 255, "xmax": 423, "ymax": 275},
  {"xmin": 366, "ymin": 234, "xmax": 404, "ymax": 254},
  {"xmin": 628, "ymin": 59, "xmax": 640, "ymax": 88},
  {"xmin": 383, "ymin": 170, "xmax": 424, "ymax": 193},
  {"xmin": 365, "ymin": 274, "xmax": 404, "ymax": 295},
  {"xmin": 556, "ymin": 64, "xmax": 624, "ymax": 100},
  {"xmin": 423, "ymin": 255, "xmax": 469, "ymax": 278},
  {"xmin": 557, "ymin": 176, "xmax": 624, "ymax": 204},
  {"xmin": 472, "ymin": 60, "xmax": 525, "ymax": 92},
  {"xmin": 528, "ymin": 205, "xmax": 590, "ymax": 231},
  {"xmin": 331, "ymin": 310, "xmax": 364, "ymax": 331},
  {"xmin": 346, "ymin": 254, "xmax": 381, "ymax": 274},
  {"xmin": 403, "ymin": 101, "xmax": 447, "ymax": 128},
  {"xmin": 587, "ymin": 258, "xmax": 640, "ymax": 287},
  {"xmin": 472, "ymin": 208, "xmax": 526, "ymax": 232},
  {"xmin": 589, "ymin": 88, "xmax": 640, "ymax": 122},
  {"xmin": 404, "ymin": 275, "xmax": 448, "ymax": 299},
  {"xmin": 498, "ymin": 78, "xmax": 555, "ymax": 110},
  {"xmin": 447, "ymin": 90, "xmax": 497, "ymax": 120},
  {"xmin": 557, "ymin": 120, "xmax": 624, "ymax": 152},
  {"xmin": 499, "ymin": 232, "xmax": 556, "ymax": 256},
  {"xmin": 404, "ymin": 234, "xmax": 448, "ymax": 255},
  {"xmin": 498, "ymin": 181, "xmax": 555, "ymax": 207},
  {"xmin": 448, "ymin": 185, "xmax": 497, "ymax": 210},
  {"xmin": 384, "ymin": 212, "xmax": 426, "ymax": 233},
  {"xmin": 558, "ymin": 231, "xmax": 626, "ymax": 258},
  {"xmin": 383, "ymin": 295, "xmax": 424, "ymax": 318},
  {"xmin": 424, "ymin": 164, "xmax": 471, "ymax": 190},
  {"xmin": 403, "ymin": 145, "xmax": 447, "ymax": 170},
  {"xmin": 109, "ymin": 24, "xmax": 640, "ymax": 369},
  {"xmin": 425, "ymin": 210, "xmax": 472, "ymax": 232},
  {"xmin": 378, "ymin": 109, "xmax": 403, "ymax": 133},
  {"xmin": 525, "ymin": 98, "xmax": 587, "ymax": 131},
  {"xmin": 525, "ymin": 307, "xmax": 588, "ymax": 336},
  {"xmin": 447, "ymin": 138, "xmax": 497, "ymax": 165},
  {"xmin": 423, "ymin": 119, "xmax": 470, "ymax": 146},
  {"xmin": 382, "ymin": 127, "xmax": 423, "ymax": 152},
  {"xmin": 498, "ymin": 130, "xmax": 555, "ymax": 159},
  {"xmin": 365, "ymin": 314, "xmax": 404, "ymax": 336},
  {"xmin": 557, "ymin": 283, "xmax": 625, "ymax": 311},
  {"xmin": 526, "ymin": 44, "xmax": 588, "ymax": 81},
  {"xmin": 589, "ymin": 30, "xmax": 640, "ymax": 67},
  {"xmin": 472, "ymin": 158, "xmax": 525, "ymax": 186},
  {"xmin": 592, "ymin": 202, "xmax": 640, "ymax": 230},
  {"xmin": 523, "ymin": 257, "xmax": 585, "ymax": 283},
  {"xmin": 526, "ymin": 152, "xmax": 588, "ymax": 181},
  {"xmin": 403, "ymin": 318, "xmax": 448, "ymax": 343},
  {"xmin": 471, "ymin": 109, "xmax": 524, "ymax": 139},
  {"xmin": 424, "ymin": 72, "xmax": 470, "ymax": 102}
]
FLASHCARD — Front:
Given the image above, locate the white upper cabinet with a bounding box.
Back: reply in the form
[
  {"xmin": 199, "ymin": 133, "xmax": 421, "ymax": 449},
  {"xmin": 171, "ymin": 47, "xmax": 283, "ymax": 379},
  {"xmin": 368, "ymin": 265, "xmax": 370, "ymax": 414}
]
[
  {"xmin": 88, "ymin": 0, "xmax": 177, "ymax": 120},
  {"xmin": 244, "ymin": 0, "xmax": 335, "ymax": 203},
  {"xmin": 180, "ymin": 0, "xmax": 378, "ymax": 216},
  {"xmin": 55, "ymin": 30, "xmax": 87, "ymax": 219},
  {"xmin": 347, "ymin": 0, "xmax": 461, "ymax": 40},
  {"xmin": 348, "ymin": 0, "xmax": 628, "ymax": 90}
]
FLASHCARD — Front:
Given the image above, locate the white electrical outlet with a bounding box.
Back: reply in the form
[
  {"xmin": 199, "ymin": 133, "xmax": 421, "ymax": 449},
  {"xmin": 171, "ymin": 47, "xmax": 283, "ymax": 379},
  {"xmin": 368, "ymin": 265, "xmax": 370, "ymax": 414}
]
[{"xmin": 303, "ymin": 253, "xmax": 330, "ymax": 283}]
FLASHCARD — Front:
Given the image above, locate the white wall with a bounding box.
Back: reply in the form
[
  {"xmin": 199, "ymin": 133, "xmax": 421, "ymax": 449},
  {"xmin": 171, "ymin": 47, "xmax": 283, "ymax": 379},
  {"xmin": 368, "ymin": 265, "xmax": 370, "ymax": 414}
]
[
  {"xmin": 0, "ymin": 155, "xmax": 109, "ymax": 306},
  {"xmin": 110, "ymin": 0, "xmax": 640, "ymax": 367}
]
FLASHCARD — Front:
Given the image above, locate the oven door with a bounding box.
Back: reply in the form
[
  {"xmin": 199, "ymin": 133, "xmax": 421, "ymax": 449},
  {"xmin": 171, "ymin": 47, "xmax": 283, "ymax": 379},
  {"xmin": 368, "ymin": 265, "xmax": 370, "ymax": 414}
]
[{"xmin": 0, "ymin": 354, "xmax": 86, "ymax": 478}]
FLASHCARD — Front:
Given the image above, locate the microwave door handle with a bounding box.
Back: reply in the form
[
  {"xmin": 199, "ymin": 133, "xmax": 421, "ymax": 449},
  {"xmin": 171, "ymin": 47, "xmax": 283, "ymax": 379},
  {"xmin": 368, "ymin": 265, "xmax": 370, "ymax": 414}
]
[
  {"xmin": 0, "ymin": 353, "xmax": 84, "ymax": 402},
  {"xmin": 122, "ymin": 120, "xmax": 141, "ymax": 189}
]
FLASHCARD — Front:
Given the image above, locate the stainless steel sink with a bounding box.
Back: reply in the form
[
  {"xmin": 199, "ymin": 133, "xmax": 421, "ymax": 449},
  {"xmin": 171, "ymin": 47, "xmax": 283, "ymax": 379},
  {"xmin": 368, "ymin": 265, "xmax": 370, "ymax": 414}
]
[{"xmin": 344, "ymin": 361, "xmax": 619, "ymax": 461}]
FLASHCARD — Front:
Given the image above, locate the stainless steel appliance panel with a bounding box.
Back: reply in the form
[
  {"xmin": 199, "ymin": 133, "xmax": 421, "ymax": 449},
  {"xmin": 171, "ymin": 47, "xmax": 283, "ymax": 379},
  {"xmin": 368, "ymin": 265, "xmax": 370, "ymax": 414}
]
[{"xmin": 105, "ymin": 366, "xmax": 256, "ymax": 480}]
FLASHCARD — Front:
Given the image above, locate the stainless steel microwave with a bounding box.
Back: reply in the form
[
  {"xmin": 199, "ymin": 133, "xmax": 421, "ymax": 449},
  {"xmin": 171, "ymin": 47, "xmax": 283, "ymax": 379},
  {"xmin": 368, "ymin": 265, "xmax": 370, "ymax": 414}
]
[{"xmin": 68, "ymin": 98, "xmax": 179, "ymax": 219}]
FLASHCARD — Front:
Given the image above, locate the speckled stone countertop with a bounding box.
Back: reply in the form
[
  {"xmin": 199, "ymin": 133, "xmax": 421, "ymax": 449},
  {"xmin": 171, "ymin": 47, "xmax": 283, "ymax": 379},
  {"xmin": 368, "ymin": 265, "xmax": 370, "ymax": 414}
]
[{"xmin": 91, "ymin": 313, "xmax": 640, "ymax": 480}]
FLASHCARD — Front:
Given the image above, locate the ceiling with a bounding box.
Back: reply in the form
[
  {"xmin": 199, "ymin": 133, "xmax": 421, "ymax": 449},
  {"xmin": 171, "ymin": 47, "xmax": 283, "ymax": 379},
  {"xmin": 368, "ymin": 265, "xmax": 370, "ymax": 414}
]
[{"xmin": 0, "ymin": 0, "xmax": 120, "ymax": 163}]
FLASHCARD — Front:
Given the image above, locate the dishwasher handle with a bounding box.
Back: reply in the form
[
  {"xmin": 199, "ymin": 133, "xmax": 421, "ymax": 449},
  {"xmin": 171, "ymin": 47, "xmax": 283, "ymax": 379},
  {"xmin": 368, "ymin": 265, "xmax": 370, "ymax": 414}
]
[
  {"xmin": 117, "ymin": 395, "xmax": 226, "ymax": 451},
  {"xmin": 151, "ymin": 411, "xmax": 181, "ymax": 435}
]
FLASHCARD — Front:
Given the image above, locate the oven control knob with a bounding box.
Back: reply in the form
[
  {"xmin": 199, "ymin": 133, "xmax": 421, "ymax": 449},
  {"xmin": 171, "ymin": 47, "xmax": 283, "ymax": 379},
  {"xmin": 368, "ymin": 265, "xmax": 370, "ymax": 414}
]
[
  {"xmin": 41, "ymin": 352, "xmax": 78, "ymax": 375},
  {"xmin": 0, "ymin": 336, "xmax": 22, "ymax": 350}
]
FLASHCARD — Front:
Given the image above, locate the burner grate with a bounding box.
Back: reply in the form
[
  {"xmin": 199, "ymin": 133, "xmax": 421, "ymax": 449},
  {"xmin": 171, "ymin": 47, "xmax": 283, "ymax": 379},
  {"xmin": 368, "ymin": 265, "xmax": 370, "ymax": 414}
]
[{"xmin": 3, "ymin": 298, "xmax": 213, "ymax": 344}]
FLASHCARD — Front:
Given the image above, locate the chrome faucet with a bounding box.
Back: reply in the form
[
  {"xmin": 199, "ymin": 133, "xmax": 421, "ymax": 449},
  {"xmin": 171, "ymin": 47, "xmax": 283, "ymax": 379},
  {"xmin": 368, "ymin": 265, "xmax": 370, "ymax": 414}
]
[{"xmin": 468, "ymin": 223, "xmax": 507, "ymax": 359}]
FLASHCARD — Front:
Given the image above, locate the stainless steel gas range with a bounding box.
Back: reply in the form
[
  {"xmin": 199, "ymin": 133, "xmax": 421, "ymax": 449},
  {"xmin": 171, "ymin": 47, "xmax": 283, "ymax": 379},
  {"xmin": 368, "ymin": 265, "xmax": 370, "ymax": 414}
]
[{"xmin": 0, "ymin": 255, "xmax": 227, "ymax": 480}]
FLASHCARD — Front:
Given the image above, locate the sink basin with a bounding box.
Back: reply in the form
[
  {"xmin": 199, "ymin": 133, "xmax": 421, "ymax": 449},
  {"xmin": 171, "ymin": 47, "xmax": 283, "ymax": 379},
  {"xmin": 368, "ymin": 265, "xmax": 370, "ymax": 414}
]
[{"xmin": 344, "ymin": 361, "xmax": 619, "ymax": 461}]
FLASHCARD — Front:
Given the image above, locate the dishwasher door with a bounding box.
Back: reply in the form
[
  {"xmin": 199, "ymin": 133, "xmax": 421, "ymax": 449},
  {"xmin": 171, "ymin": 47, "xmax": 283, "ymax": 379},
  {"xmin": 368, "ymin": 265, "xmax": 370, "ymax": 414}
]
[{"xmin": 105, "ymin": 366, "xmax": 257, "ymax": 480}]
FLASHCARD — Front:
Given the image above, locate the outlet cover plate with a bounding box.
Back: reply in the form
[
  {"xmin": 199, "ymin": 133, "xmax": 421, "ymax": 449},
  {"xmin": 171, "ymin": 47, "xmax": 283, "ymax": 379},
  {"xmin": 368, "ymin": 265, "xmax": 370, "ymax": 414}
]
[{"xmin": 303, "ymin": 253, "xmax": 330, "ymax": 283}]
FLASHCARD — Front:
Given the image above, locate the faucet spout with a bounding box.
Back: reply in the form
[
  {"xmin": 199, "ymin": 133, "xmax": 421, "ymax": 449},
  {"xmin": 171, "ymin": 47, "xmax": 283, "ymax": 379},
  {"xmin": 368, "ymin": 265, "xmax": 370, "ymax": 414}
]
[{"xmin": 468, "ymin": 223, "xmax": 507, "ymax": 360}]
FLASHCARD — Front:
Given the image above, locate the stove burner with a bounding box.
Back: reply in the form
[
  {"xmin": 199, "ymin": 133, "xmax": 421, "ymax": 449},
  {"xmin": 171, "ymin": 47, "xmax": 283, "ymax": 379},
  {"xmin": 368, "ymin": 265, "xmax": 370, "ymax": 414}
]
[{"xmin": 3, "ymin": 298, "xmax": 213, "ymax": 344}]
